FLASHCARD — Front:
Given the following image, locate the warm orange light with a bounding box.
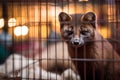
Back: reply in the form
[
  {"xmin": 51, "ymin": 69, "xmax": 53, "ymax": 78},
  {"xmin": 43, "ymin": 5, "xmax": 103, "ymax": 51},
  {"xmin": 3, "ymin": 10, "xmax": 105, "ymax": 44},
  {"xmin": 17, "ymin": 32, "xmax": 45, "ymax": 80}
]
[
  {"xmin": 41, "ymin": 25, "xmax": 50, "ymax": 39},
  {"xmin": 40, "ymin": 4, "xmax": 51, "ymax": 22},
  {"xmin": 51, "ymin": 6, "xmax": 61, "ymax": 33},
  {"xmin": 0, "ymin": 18, "xmax": 4, "ymax": 28},
  {"xmin": 107, "ymin": 4, "xmax": 116, "ymax": 22},
  {"xmin": 98, "ymin": 27, "xmax": 111, "ymax": 38},
  {"xmin": 16, "ymin": 17, "xmax": 27, "ymax": 25},
  {"xmin": 63, "ymin": 3, "xmax": 95, "ymax": 14},
  {"xmin": 51, "ymin": 19, "xmax": 60, "ymax": 33},
  {"xmin": 63, "ymin": 3, "xmax": 77, "ymax": 14},
  {"xmin": 50, "ymin": 6, "xmax": 62, "ymax": 17},
  {"xmin": 29, "ymin": 25, "xmax": 50, "ymax": 39}
]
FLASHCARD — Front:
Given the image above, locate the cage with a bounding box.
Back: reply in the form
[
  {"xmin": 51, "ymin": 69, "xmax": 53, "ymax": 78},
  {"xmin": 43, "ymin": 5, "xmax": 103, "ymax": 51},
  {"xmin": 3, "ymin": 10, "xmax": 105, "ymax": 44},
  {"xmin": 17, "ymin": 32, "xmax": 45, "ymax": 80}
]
[{"xmin": 0, "ymin": 0, "xmax": 120, "ymax": 80}]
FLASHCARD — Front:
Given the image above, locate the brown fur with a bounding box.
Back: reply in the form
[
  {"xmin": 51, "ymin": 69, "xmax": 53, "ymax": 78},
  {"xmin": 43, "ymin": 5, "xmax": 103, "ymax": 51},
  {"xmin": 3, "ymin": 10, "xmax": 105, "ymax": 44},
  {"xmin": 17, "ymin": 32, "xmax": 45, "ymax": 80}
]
[
  {"xmin": 59, "ymin": 12, "xmax": 120, "ymax": 80},
  {"xmin": 67, "ymin": 31, "xmax": 120, "ymax": 80}
]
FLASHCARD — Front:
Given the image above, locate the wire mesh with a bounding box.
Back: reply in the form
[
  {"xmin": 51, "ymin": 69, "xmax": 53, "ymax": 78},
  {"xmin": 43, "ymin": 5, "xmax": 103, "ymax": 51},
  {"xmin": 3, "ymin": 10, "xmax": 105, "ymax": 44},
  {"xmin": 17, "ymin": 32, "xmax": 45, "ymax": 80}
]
[{"xmin": 0, "ymin": 0, "xmax": 120, "ymax": 80}]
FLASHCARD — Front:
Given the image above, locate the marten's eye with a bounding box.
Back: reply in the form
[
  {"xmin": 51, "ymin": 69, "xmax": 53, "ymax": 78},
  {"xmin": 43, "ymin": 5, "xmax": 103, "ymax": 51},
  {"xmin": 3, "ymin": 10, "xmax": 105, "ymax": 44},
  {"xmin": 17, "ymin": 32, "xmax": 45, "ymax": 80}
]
[
  {"xmin": 80, "ymin": 28, "xmax": 89, "ymax": 35},
  {"xmin": 81, "ymin": 30, "xmax": 89, "ymax": 35},
  {"xmin": 65, "ymin": 30, "xmax": 73, "ymax": 35},
  {"xmin": 65, "ymin": 26, "xmax": 73, "ymax": 36},
  {"xmin": 80, "ymin": 24, "xmax": 90, "ymax": 35},
  {"xmin": 67, "ymin": 30, "xmax": 73, "ymax": 35}
]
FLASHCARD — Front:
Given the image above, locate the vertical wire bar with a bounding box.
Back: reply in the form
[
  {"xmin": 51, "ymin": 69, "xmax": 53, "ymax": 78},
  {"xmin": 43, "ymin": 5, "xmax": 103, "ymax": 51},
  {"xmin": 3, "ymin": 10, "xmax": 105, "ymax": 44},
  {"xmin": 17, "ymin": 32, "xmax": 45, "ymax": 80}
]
[
  {"xmin": 83, "ymin": 45, "xmax": 86, "ymax": 80},
  {"xmin": 67, "ymin": 0, "xmax": 72, "ymax": 77},
  {"xmin": 67, "ymin": 1, "xmax": 74, "ymax": 79},
  {"xmin": 27, "ymin": 0, "xmax": 33, "ymax": 80},
  {"xmin": 62, "ymin": 37, "xmax": 65, "ymax": 79},
  {"xmin": 116, "ymin": 0, "xmax": 120, "ymax": 54},
  {"xmin": 27, "ymin": 0, "xmax": 30, "ymax": 79},
  {"xmin": 54, "ymin": 0, "xmax": 58, "ymax": 79},
  {"xmin": 108, "ymin": 0, "xmax": 114, "ymax": 79},
  {"xmin": 91, "ymin": 1, "xmax": 95, "ymax": 80},
  {"xmin": 114, "ymin": 1, "xmax": 117, "ymax": 78},
  {"xmin": 33, "ymin": 1, "xmax": 35, "ymax": 79},
  {"xmin": 115, "ymin": 1, "xmax": 120, "ymax": 79},
  {"xmin": 103, "ymin": 0, "xmax": 106, "ymax": 79},
  {"xmin": 39, "ymin": 0, "xmax": 42, "ymax": 79},
  {"xmin": 73, "ymin": 1, "xmax": 79, "ymax": 78},
  {"xmin": 61, "ymin": 0, "xmax": 64, "ymax": 79},
  {"xmin": 11, "ymin": 1, "xmax": 15, "ymax": 77},
  {"xmin": 106, "ymin": 0, "xmax": 109, "ymax": 39},
  {"xmin": 111, "ymin": 0, "xmax": 115, "ymax": 79},
  {"xmin": 74, "ymin": 1, "xmax": 79, "ymax": 79},
  {"xmin": 2, "ymin": 0, "xmax": 8, "ymax": 77},
  {"xmin": 67, "ymin": 0, "xmax": 70, "ymax": 79},
  {"xmin": 11, "ymin": 2, "xmax": 14, "ymax": 78},
  {"xmin": 18, "ymin": 1, "xmax": 23, "ymax": 79},
  {"xmin": 2, "ymin": 1, "xmax": 8, "ymax": 67},
  {"xmin": 113, "ymin": 0, "xmax": 118, "ymax": 49},
  {"xmin": 54, "ymin": 0, "xmax": 58, "ymax": 78},
  {"xmin": 99, "ymin": 1, "xmax": 104, "ymax": 80},
  {"xmin": 117, "ymin": 0, "xmax": 120, "ymax": 78},
  {"xmin": 81, "ymin": 1, "xmax": 87, "ymax": 80},
  {"xmin": 83, "ymin": 2, "xmax": 86, "ymax": 80},
  {"xmin": 67, "ymin": 0, "xmax": 71, "ymax": 78},
  {"xmin": 21, "ymin": 1, "xmax": 24, "ymax": 79},
  {"xmin": 24, "ymin": 1, "xmax": 27, "ymax": 79},
  {"xmin": 61, "ymin": 0, "xmax": 65, "ymax": 79},
  {"xmin": 45, "ymin": 0, "xmax": 49, "ymax": 79},
  {"xmin": 109, "ymin": 1, "xmax": 113, "ymax": 80},
  {"xmin": 38, "ymin": 0, "xmax": 42, "ymax": 79}
]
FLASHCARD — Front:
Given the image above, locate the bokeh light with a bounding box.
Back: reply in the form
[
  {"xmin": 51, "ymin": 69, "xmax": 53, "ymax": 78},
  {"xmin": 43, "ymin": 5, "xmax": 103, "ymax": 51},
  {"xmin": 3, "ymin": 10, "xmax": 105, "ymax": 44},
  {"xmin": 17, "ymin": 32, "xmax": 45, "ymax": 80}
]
[
  {"xmin": 8, "ymin": 18, "xmax": 16, "ymax": 27},
  {"xmin": 14, "ymin": 25, "xmax": 28, "ymax": 36},
  {"xmin": 0, "ymin": 18, "xmax": 4, "ymax": 28}
]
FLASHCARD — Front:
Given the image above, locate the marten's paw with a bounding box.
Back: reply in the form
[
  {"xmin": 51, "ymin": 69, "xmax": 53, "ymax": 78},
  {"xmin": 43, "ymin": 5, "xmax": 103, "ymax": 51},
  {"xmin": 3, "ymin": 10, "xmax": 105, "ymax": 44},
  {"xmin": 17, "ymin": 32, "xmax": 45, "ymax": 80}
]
[{"xmin": 61, "ymin": 68, "xmax": 81, "ymax": 80}]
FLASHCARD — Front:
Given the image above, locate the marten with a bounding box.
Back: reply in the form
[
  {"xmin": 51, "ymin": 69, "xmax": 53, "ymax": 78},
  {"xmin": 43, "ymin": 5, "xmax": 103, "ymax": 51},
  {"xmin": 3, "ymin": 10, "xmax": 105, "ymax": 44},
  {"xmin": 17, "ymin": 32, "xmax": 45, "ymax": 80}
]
[{"xmin": 59, "ymin": 12, "xmax": 120, "ymax": 80}]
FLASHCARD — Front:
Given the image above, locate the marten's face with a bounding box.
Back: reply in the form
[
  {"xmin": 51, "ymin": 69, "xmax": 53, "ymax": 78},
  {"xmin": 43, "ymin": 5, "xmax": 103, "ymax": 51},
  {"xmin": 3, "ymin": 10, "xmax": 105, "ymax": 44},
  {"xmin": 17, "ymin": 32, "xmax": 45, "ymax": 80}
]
[{"xmin": 59, "ymin": 12, "xmax": 96, "ymax": 47}]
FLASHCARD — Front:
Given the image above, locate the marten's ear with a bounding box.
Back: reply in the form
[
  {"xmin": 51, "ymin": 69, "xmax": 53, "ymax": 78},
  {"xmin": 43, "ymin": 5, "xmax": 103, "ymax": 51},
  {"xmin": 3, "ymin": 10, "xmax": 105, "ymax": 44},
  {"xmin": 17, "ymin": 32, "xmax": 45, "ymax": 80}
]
[
  {"xmin": 81, "ymin": 12, "xmax": 96, "ymax": 28},
  {"xmin": 59, "ymin": 12, "xmax": 71, "ymax": 22},
  {"xmin": 82, "ymin": 12, "xmax": 96, "ymax": 22}
]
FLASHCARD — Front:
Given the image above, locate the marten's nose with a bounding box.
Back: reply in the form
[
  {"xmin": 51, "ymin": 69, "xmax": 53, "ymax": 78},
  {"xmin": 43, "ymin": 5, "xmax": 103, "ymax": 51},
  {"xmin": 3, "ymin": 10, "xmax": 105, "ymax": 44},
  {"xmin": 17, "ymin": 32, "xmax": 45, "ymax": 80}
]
[
  {"xmin": 71, "ymin": 37, "xmax": 84, "ymax": 46},
  {"xmin": 73, "ymin": 39, "xmax": 80, "ymax": 45}
]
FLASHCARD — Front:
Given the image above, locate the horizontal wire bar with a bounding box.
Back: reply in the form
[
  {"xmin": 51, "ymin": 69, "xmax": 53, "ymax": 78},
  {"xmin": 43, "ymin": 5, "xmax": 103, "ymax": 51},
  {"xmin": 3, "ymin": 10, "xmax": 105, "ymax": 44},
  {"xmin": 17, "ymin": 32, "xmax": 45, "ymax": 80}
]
[
  {"xmin": 71, "ymin": 58, "xmax": 120, "ymax": 62},
  {"xmin": 27, "ymin": 58, "xmax": 120, "ymax": 62}
]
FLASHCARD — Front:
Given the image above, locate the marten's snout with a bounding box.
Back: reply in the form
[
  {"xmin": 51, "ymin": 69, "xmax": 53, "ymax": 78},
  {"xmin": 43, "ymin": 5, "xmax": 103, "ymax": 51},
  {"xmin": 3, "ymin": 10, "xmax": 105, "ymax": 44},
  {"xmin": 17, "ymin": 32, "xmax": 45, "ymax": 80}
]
[
  {"xmin": 71, "ymin": 37, "xmax": 84, "ymax": 46},
  {"xmin": 73, "ymin": 39, "xmax": 80, "ymax": 45}
]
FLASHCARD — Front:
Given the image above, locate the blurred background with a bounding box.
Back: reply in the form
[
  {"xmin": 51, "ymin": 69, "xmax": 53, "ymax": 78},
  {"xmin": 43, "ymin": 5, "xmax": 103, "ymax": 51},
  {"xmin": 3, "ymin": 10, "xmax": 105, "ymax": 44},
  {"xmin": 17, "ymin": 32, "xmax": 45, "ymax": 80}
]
[{"xmin": 0, "ymin": 0, "xmax": 120, "ymax": 59}]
